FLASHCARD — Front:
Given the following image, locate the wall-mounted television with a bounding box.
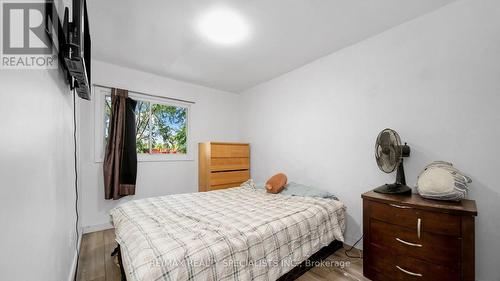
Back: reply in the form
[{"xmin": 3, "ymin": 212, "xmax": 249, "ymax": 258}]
[
  {"xmin": 46, "ymin": 0, "xmax": 91, "ymax": 100},
  {"xmin": 63, "ymin": 0, "xmax": 91, "ymax": 100}
]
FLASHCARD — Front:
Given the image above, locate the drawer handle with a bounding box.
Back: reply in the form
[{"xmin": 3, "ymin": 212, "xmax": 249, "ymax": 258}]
[
  {"xmin": 417, "ymin": 218, "xmax": 422, "ymax": 239},
  {"xmin": 390, "ymin": 203, "xmax": 412, "ymax": 209},
  {"xmin": 396, "ymin": 265, "xmax": 423, "ymax": 277},
  {"xmin": 396, "ymin": 238, "xmax": 422, "ymax": 247}
]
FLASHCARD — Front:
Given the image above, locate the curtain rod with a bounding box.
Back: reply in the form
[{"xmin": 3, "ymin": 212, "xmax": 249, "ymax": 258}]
[{"xmin": 93, "ymin": 84, "xmax": 196, "ymax": 104}]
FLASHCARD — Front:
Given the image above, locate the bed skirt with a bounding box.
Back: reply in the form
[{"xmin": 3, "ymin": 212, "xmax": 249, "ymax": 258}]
[{"xmin": 113, "ymin": 240, "xmax": 343, "ymax": 281}]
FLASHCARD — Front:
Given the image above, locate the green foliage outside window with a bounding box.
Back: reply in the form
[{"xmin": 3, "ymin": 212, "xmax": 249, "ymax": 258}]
[{"xmin": 105, "ymin": 96, "xmax": 188, "ymax": 155}]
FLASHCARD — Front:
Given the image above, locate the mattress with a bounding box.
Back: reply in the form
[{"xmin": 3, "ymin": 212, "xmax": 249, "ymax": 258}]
[{"xmin": 110, "ymin": 186, "xmax": 346, "ymax": 281}]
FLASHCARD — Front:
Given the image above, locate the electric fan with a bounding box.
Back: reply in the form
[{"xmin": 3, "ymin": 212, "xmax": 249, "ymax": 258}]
[{"xmin": 374, "ymin": 128, "xmax": 411, "ymax": 194}]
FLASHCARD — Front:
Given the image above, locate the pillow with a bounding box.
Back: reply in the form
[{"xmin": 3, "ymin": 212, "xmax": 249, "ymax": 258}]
[
  {"xmin": 240, "ymin": 179, "xmax": 256, "ymax": 189},
  {"xmin": 265, "ymin": 173, "xmax": 288, "ymax": 194},
  {"xmin": 239, "ymin": 180, "xmax": 267, "ymax": 190},
  {"xmin": 416, "ymin": 161, "xmax": 471, "ymax": 201},
  {"xmin": 281, "ymin": 182, "xmax": 339, "ymax": 200}
]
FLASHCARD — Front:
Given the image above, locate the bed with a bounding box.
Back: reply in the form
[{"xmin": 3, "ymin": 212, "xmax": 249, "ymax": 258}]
[{"xmin": 110, "ymin": 186, "xmax": 346, "ymax": 281}]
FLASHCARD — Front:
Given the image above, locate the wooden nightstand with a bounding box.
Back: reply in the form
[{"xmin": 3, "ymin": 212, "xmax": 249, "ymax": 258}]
[{"xmin": 362, "ymin": 191, "xmax": 477, "ymax": 281}]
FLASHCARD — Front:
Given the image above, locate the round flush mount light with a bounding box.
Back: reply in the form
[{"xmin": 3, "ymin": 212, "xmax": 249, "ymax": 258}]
[{"xmin": 196, "ymin": 8, "xmax": 250, "ymax": 45}]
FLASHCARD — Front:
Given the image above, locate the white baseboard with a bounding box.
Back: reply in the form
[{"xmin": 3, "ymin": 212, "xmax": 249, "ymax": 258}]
[
  {"xmin": 67, "ymin": 232, "xmax": 82, "ymax": 281},
  {"xmin": 82, "ymin": 222, "xmax": 113, "ymax": 234}
]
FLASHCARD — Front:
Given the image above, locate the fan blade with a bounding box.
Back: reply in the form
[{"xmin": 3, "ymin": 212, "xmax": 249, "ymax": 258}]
[
  {"xmin": 380, "ymin": 131, "xmax": 392, "ymax": 146},
  {"xmin": 389, "ymin": 146, "xmax": 396, "ymax": 164}
]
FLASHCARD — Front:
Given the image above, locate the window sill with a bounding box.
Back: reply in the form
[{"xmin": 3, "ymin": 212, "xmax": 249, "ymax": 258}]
[
  {"xmin": 95, "ymin": 154, "xmax": 194, "ymax": 163},
  {"xmin": 138, "ymin": 154, "xmax": 194, "ymax": 162}
]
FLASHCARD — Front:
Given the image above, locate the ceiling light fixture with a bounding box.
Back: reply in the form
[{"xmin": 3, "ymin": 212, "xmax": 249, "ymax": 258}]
[{"xmin": 197, "ymin": 7, "xmax": 249, "ymax": 45}]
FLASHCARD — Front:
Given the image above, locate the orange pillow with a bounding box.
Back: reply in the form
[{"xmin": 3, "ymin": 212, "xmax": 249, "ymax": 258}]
[{"xmin": 265, "ymin": 173, "xmax": 288, "ymax": 194}]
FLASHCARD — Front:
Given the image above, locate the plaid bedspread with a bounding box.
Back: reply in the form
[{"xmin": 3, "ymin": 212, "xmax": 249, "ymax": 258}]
[{"xmin": 110, "ymin": 187, "xmax": 346, "ymax": 281}]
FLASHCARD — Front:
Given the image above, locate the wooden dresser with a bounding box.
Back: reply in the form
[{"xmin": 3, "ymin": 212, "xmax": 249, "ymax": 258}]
[
  {"xmin": 362, "ymin": 191, "xmax": 477, "ymax": 281},
  {"xmin": 198, "ymin": 142, "xmax": 250, "ymax": 192}
]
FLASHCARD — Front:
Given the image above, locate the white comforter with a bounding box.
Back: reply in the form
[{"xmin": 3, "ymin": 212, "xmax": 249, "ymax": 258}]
[{"xmin": 110, "ymin": 186, "xmax": 346, "ymax": 281}]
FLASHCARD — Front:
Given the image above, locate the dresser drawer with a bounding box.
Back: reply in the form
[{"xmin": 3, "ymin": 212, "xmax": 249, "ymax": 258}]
[
  {"xmin": 370, "ymin": 219, "xmax": 461, "ymax": 267},
  {"xmin": 210, "ymin": 157, "xmax": 249, "ymax": 172},
  {"xmin": 368, "ymin": 244, "xmax": 460, "ymax": 281},
  {"xmin": 210, "ymin": 170, "xmax": 250, "ymax": 186},
  {"xmin": 211, "ymin": 144, "xmax": 249, "ymax": 158},
  {"xmin": 369, "ymin": 201, "xmax": 461, "ymax": 236},
  {"xmin": 364, "ymin": 269, "xmax": 395, "ymax": 281},
  {"xmin": 208, "ymin": 182, "xmax": 245, "ymax": 191}
]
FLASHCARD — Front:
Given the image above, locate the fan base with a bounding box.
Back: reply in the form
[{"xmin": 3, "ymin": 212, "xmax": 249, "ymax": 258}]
[{"xmin": 374, "ymin": 183, "xmax": 411, "ymax": 195}]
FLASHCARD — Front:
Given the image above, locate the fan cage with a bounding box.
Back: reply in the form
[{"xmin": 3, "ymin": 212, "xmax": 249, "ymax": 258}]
[{"xmin": 375, "ymin": 128, "xmax": 402, "ymax": 173}]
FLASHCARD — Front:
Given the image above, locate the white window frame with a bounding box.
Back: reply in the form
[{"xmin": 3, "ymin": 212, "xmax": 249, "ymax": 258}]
[{"xmin": 94, "ymin": 85, "xmax": 193, "ymax": 162}]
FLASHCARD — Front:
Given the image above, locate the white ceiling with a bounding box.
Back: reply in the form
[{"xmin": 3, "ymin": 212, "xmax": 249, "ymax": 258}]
[{"xmin": 87, "ymin": 0, "xmax": 455, "ymax": 93}]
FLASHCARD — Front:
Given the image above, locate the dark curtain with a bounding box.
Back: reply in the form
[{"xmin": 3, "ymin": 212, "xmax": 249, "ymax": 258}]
[{"xmin": 103, "ymin": 88, "xmax": 138, "ymax": 200}]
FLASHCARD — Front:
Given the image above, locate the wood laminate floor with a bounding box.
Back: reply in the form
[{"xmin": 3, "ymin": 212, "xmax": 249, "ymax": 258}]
[{"xmin": 76, "ymin": 229, "xmax": 369, "ymax": 281}]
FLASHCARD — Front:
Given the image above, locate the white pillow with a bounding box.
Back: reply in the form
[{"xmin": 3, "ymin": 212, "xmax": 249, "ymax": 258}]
[{"xmin": 240, "ymin": 179, "xmax": 256, "ymax": 189}]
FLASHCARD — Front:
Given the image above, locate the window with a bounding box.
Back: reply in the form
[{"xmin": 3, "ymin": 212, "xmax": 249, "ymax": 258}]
[{"xmin": 95, "ymin": 86, "xmax": 192, "ymax": 162}]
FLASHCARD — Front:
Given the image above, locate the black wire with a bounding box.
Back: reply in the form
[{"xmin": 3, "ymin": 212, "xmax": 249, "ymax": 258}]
[
  {"xmin": 73, "ymin": 90, "xmax": 80, "ymax": 281},
  {"xmin": 345, "ymin": 235, "xmax": 363, "ymax": 259}
]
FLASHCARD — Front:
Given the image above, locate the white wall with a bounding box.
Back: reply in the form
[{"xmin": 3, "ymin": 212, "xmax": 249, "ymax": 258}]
[
  {"xmin": 79, "ymin": 60, "xmax": 240, "ymax": 231},
  {"xmin": 239, "ymin": 0, "xmax": 500, "ymax": 280},
  {"xmin": 0, "ymin": 69, "xmax": 77, "ymax": 281}
]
